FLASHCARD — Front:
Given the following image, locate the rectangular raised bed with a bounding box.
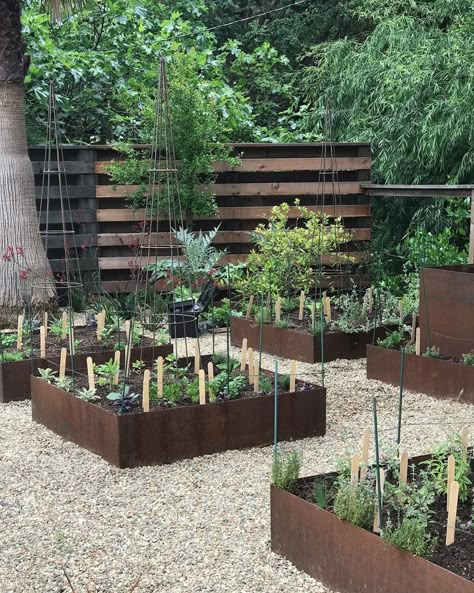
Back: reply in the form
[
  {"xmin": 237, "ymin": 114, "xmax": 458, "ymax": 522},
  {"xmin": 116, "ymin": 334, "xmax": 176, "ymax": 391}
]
[
  {"xmin": 366, "ymin": 344, "xmax": 474, "ymax": 404},
  {"xmin": 31, "ymin": 374, "xmax": 326, "ymax": 468},
  {"xmin": 0, "ymin": 343, "xmax": 172, "ymax": 404},
  {"xmin": 419, "ymin": 265, "xmax": 474, "ymax": 358},
  {"xmin": 231, "ymin": 315, "xmax": 395, "ymax": 363},
  {"xmin": 271, "ymin": 476, "xmax": 474, "ymax": 593}
]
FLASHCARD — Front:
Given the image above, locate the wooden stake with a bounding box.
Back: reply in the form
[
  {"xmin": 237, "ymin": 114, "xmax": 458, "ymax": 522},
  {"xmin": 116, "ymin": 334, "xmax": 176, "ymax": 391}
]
[
  {"xmin": 59, "ymin": 348, "xmax": 67, "ymax": 379},
  {"xmin": 446, "ymin": 480, "xmax": 459, "ymax": 546},
  {"xmin": 142, "ymin": 369, "xmax": 150, "ymax": 412},
  {"xmin": 415, "ymin": 327, "xmax": 421, "ymax": 355},
  {"xmin": 124, "ymin": 344, "xmax": 131, "ymax": 377},
  {"xmin": 469, "ymin": 189, "xmax": 474, "ymax": 264},
  {"xmin": 113, "ymin": 350, "xmax": 120, "ymax": 385},
  {"xmin": 16, "ymin": 314, "xmax": 23, "ymax": 351},
  {"xmin": 399, "ymin": 300, "xmax": 404, "ymax": 320},
  {"xmin": 208, "ymin": 361, "xmax": 215, "ymax": 402},
  {"xmin": 124, "ymin": 320, "xmax": 131, "ymax": 341},
  {"xmin": 447, "ymin": 454, "xmax": 455, "ymax": 511},
  {"xmin": 351, "ymin": 453, "xmax": 360, "ymax": 485},
  {"xmin": 275, "ymin": 297, "xmax": 281, "ymax": 323},
  {"xmin": 254, "ymin": 356, "xmax": 260, "ymax": 393},
  {"xmin": 311, "ymin": 302, "xmax": 316, "ymax": 327},
  {"xmin": 86, "ymin": 356, "xmax": 95, "ymax": 390},
  {"xmin": 373, "ymin": 468, "xmax": 386, "ymax": 533},
  {"xmin": 246, "ymin": 295, "xmax": 254, "ymax": 318},
  {"xmin": 289, "ymin": 359, "xmax": 296, "ymax": 393},
  {"xmin": 248, "ymin": 347, "xmax": 254, "ymax": 385},
  {"xmin": 69, "ymin": 326, "xmax": 75, "ymax": 356},
  {"xmin": 360, "ymin": 428, "xmax": 370, "ymax": 480},
  {"xmin": 461, "ymin": 425, "xmax": 469, "ymax": 456},
  {"xmin": 198, "ymin": 369, "xmax": 206, "ymax": 405},
  {"xmin": 194, "ymin": 340, "xmax": 200, "ymax": 373},
  {"xmin": 43, "ymin": 312, "xmax": 48, "ymax": 337},
  {"xmin": 367, "ymin": 287, "xmax": 373, "ymax": 314},
  {"xmin": 97, "ymin": 310, "xmax": 105, "ymax": 341},
  {"xmin": 298, "ymin": 291, "xmax": 305, "ymax": 321},
  {"xmin": 325, "ymin": 296, "xmax": 331, "ymax": 322},
  {"xmin": 40, "ymin": 325, "xmax": 46, "ymax": 359},
  {"xmin": 411, "ymin": 313, "xmax": 417, "ymax": 344},
  {"xmin": 61, "ymin": 311, "xmax": 68, "ymax": 340},
  {"xmin": 157, "ymin": 356, "xmax": 163, "ymax": 397},
  {"xmin": 399, "ymin": 451, "xmax": 408, "ymax": 487},
  {"xmin": 240, "ymin": 338, "xmax": 248, "ymax": 372}
]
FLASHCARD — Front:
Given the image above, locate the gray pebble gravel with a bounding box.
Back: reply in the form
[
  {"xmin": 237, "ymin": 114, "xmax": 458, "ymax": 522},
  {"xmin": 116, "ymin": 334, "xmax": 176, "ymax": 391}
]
[{"xmin": 1, "ymin": 332, "xmax": 474, "ymax": 592}]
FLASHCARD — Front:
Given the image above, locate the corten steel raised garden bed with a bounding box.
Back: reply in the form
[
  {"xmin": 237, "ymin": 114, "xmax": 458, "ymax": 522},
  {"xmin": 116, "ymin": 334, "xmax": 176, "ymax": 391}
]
[
  {"xmin": 230, "ymin": 315, "xmax": 396, "ymax": 363},
  {"xmin": 31, "ymin": 372, "xmax": 326, "ymax": 468},
  {"xmin": 0, "ymin": 344, "xmax": 172, "ymax": 404},
  {"xmin": 271, "ymin": 471, "xmax": 474, "ymax": 593},
  {"xmin": 419, "ymin": 264, "xmax": 474, "ymax": 358},
  {"xmin": 366, "ymin": 344, "xmax": 474, "ymax": 404}
]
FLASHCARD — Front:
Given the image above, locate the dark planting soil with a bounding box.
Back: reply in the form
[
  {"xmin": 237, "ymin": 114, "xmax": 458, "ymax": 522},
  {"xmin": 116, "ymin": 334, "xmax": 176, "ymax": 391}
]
[
  {"xmin": 294, "ymin": 470, "xmax": 474, "ymax": 582},
  {"xmin": 3, "ymin": 326, "xmax": 155, "ymax": 359},
  {"xmin": 54, "ymin": 363, "xmax": 312, "ymax": 415}
]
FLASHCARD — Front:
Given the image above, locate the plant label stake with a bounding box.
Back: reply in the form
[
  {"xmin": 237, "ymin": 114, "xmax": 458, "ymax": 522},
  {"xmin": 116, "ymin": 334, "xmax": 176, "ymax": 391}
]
[
  {"xmin": 373, "ymin": 468, "xmax": 385, "ymax": 534},
  {"xmin": 208, "ymin": 361, "xmax": 215, "ymax": 402},
  {"xmin": 415, "ymin": 327, "xmax": 421, "ymax": 355},
  {"xmin": 446, "ymin": 480, "xmax": 459, "ymax": 546},
  {"xmin": 289, "ymin": 359, "xmax": 296, "ymax": 393},
  {"xmin": 298, "ymin": 291, "xmax": 305, "ymax": 320},
  {"xmin": 16, "ymin": 314, "xmax": 23, "ymax": 351},
  {"xmin": 254, "ymin": 356, "xmax": 260, "ymax": 393},
  {"xmin": 411, "ymin": 313, "xmax": 417, "ymax": 344},
  {"xmin": 399, "ymin": 300, "xmax": 403, "ymax": 320},
  {"xmin": 246, "ymin": 295, "xmax": 254, "ymax": 318},
  {"xmin": 40, "ymin": 325, "xmax": 46, "ymax": 359},
  {"xmin": 113, "ymin": 350, "xmax": 120, "ymax": 385},
  {"xmin": 194, "ymin": 339, "xmax": 200, "ymax": 373},
  {"xmin": 59, "ymin": 348, "xmax": 67, "ymax": 379},
  {"xmin": 399, "ymin": 451, "xmax": 408, "ymax": 487},
  {"xmin": 142, "ymin": 369, "xmax": 150, "ymax": 412},
  {"xmin": 157, "ymin": 356, "xmax": 163, "ymax": 397},
  {"xmin": 199, "ymin": 369, "xmax": 206, "ymax": 405},
  {"xmin": 461, "ymin": 425, "xmax": 469, "ymax": 457},
  {"xmin": 86, "ymin": 357, "xmax": 95, "ymax": 390},
  {"xmin": 275, "ymin": 297, "xmax": 281, "ymax": 323},
  {"xmin": 69, "ymin": 326, "xmax": 75, "ymax": 356},
  {"xmin": 124, "ymin": 345, "xmax": 131, "ymax": 378},
  {"xmin": 97, "ymin": 310, "xmax": 105, "ymax": 341},
  {"xmin": 360, "ymin": 428, "xmax": 370, "ymax": 480},
  {"xmin": 367, "ymin": 287, "xmax": 373, "ymax": 314},
  {"xmin": 240, "ymin": 338, "xmax": 248, "ymax": 372},
  {"xmin": 124, "ymin": 320, "xmax": 130, "ymax": 341},
  {"xmin": 248, "ymin": 347, "xmax": 254, "ymax": 385},
  {"xmin": 447, "ymin": 454, "xmax": 455, "ymax": 510},
  {"xmin": 61, "ymin": 311, "xmax": 68, "ymax": 340},
  {"xmin": 311, "ymin": 302, "xmax": 316, "ymax": 328},
  {"xmin": 351, "ymin": 453, "xmax": 360, "ymax": 485},
  {"xmin": 43, "ymin": 312, "xmax": 48, "ymax": 337},
  {"xmin": 324, "ymin": 297, "xmax": 331, "ymax": 322}
]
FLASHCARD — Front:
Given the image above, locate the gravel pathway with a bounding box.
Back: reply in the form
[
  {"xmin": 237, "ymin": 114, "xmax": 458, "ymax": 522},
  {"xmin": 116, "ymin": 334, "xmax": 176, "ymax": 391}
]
[{"xmin": 1, "ymin": 333, "xmax": 474, "ymax": 593}]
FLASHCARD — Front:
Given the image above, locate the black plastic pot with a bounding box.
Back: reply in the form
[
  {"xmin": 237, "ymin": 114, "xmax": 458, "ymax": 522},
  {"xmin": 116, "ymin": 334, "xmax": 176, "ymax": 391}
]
[{"xmin": 168, "ymin": 300, "xmax": 199, "ymax": 338}]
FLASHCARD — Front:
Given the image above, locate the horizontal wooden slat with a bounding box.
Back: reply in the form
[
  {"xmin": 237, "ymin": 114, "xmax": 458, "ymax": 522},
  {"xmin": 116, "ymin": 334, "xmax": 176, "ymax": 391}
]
[
  {"xmin": 97, "ymin": 205, "xmax": 369, "ymax": 223},
  {"xmin": 96, "ymin": 157, "xmax": 370, "ymax": 175},
  {"xmin": 32, "ymin": 161, "xmax": 95, "ymax": 175},
  {"xmin": 98, "ymin": 252, "xmax": 362, "ymax": 270},
  {"xmin": 36, "ymin": 185, "xmax": 95, "ymax": 200},
  {"xmin": 97, "ymin": 228, "xmax": 370, "ymax": 247},
  {"xmin": 361, "ymin": 183, "xmax": 474, "ymax": 198},
  {"xmin": 96, "ymin": 181, "xmax": 362, "ymax": 198}
]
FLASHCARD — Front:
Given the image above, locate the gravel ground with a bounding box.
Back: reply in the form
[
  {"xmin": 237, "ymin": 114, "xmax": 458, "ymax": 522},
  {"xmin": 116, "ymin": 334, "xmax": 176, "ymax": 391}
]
[{"xmin": 1, "ymin": 332, "xmax": 474, "ymax": 593}]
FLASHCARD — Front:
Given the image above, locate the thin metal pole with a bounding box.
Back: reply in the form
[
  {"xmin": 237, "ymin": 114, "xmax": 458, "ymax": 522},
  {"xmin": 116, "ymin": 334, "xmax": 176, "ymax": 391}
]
[
  {"xmin": 320, "ymin": 291, "xmax": 325, "ymax": 388},
  {"xmin": 373, "ymin": 397, "xmax": 383, "ymax": 530},
  {"xmin": 273, "ymin": 359, "xmax": 278, "ymax": 458},
  {"xmin": 259, "ymin": 294, "xmax": 264, "ymax": 373},
  {"xmin": 397, "ymin": 347, "xmax": 405, "ymax": 446}
]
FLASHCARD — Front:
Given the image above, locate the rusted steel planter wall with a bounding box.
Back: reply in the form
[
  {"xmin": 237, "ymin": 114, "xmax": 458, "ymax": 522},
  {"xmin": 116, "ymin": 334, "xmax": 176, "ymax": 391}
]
[
  {"xmin": 271, "ymin": 479, "xmax": 474, "ymax": 593},
  {"xmin": 419, "ymin": 265, "xmax": 474, "ymax": 358},
  {"xmin": 31, "ymin": 376, "xmax": 326, "ymax": 468},
  {"xmin": 231, "ymin": 316, "xmax": 394, "ymax": 363},
  {"xmin": 0, "ymin": 344, "xmax": 172, "ymax": 404},
  {"xmin": 366, "ymin": 344, "xmax": 474, "ymax": 403}
]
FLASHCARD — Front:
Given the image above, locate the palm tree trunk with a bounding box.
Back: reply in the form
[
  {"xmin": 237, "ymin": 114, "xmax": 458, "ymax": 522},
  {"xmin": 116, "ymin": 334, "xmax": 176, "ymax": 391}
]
[{"xmin": 0, "ymin": 0, "xmax": 55, "ymax": 315}]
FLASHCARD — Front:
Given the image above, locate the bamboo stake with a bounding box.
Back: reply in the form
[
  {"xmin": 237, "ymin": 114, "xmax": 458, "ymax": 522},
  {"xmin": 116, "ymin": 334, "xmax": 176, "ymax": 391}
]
[
  {"xmin": 373, "ymin": 468, "xmax": 386, "ymax": 534},
  {"xmin": 447, "ymin": 455, "xmax": 455, "ymax": 510},
  {"xmin": 248, "ymin": 347, "xmax": 254, "ymax": 385},
  {"xmin": 40, "ymin": 325, "xmax": 46, "ymax": 359},
  {"xmin": 367, "ymin": 287, "xmax": 373, "ymax": 314},
  {"xmin": 113, "ymin": 350, "xmax": 120, "ymax": 385},
  {"xmin": 43, "ymin": 312, "xmax": 48, "ymax": 337},
  {"xmin": 360, "ymin": 428, "xmax": 370, "ymax": 480},
  {"xmin": 254, "ymin": 355, "xmax": 260, "ymax": 393},
  {"xmin": 86, "ymin": 357, "xmax": 95, "ymax": 390},
  {"xmin": 240, "ymin": 338, "xmax": 248, "ymax": 372},
  {"xmin": 59, "ymin": 348, "xmax": 67, "ymax": 379},
  {"xmin": 298, "ymin": 291, "xmax": 305, "ymax": 320},
  {"xmin": 275, "ymin": 297, "xmax": 281, "ymax": 323},
  {"xmin": 61, "ymin": 311, "xmax": 68, "ymax": 340},
  {"xmin": 289, "ymin": 359, "xmax": 296, "ymax": 393},
  {"xmin": 142, "ymin": 369, "xmax": 150, "ymax": 412},
  {"xmin": 208, "ymin": 361, "xmax": 215, "ymax": 402},
  {"xmin": 399, "ymin": 451, "xmax": 408, "ymax": 487},
  {"xmin": 16, "ymin": 314, "xmax": 23, "ymax": 351},
  {"xmin": 246, "ymin": 295, "xmax": 254, "ymax": 318},
  {"xmin": 411, "ymin": 313, "xmax": 417, "ymax": 344},
  {"xmin": 157, "ymin": 356, "xmax": 163, "ymax": 397},
  {"xmin": 446, "ymin": 480, "xmax": 459, "ymax": 546},
  {"xmin": 194, "ymin": 339, "xmax": 200, "ymax": 373},
  {"xmin": 351, "ymin": 453, "xmax": 360, "ymax": 485},
  {"xmin": 199, "ymin": 369, "xmax": 206, "ymax": 405},
  {"xmin": 415, "ymin": 327, "xmax": 421, "ymax": 355}
]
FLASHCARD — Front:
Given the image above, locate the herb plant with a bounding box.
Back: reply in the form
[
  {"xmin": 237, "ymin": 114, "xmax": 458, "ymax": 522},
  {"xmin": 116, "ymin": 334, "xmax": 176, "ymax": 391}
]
[{"xmin": 272, "ymin": 451, "xmax": 301, "ymax": 493}]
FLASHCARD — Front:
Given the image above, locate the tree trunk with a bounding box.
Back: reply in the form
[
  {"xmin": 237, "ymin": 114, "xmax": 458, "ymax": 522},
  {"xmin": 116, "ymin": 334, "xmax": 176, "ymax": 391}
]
[{"xmin": 0, "ymin": 0, "xmax": 56, "ymax": 315}]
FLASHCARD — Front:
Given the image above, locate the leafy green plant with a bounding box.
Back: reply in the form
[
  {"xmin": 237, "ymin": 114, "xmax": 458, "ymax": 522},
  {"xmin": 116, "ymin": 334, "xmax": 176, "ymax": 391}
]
[
  {"xmin": 382, "ymin": 516, "xmax": 435, "ymax": 558},
  {"xmin": 38, "ymin": 368, "xmax": 57, "ymax": 384},
  {"xmin": 54, "ymin": 376, "xmax": 73, "ymax": 392},
  {"xmin": 313, "ymin": 479, "xmax": 329, "ymax": 509},
  {"xmin": 106, "ymin": 385, "xmax": 140, "ymax": 412},
  {"xmin": 333, "ymin": 479, "xmax": 375, "ymax": 529},
  {"xmin": 0, "ymin": 333, "xmax": 17, "ymax": 349},
  {"xmin": 278, "ymin": 374, "xmax": 291, "ymax": 392},
  {"xmin": 404, "ymin": 343, "xmax": 417, "ymax": 355},
  {"xmin": 377, "ymin": 330, "xmax": 405, "ymax": 350},
  {"xmin": 185, "ymin": 377, "xmax": 200, "ymax": 404},
  {"xmin": 1, "ymin": 351, "xmax": 27, "ymax": 362},
  {"xmin": 462, "ymin": 351, "xmax": 474, "ymax": 366},
  {"xmin": 272, "ymin": 451, "xmax": 301, "ymax": 493},
  {"xmin": 163, "ymin": 382, "xmax": 182, "ymax": 404},
  {"xmin": 77, "ymin": 387, "xmax": 99, "ymax": 402},
  {"xmin": 423, "ymin": 346, "xmax": 441, "ymax": 359},
  {"xmin": 48, "ymin": 317, "xmax": 65, "ymax": 338},
  {"xmin": 273, "ymin": 319, "xmax": 290, "ymax": 329},
  {"xmin": 95, "ymin": 359, "xmax": 120, "ymax": 389},
  {"xmin": 258, "ymin": 375, "xmax": 272, "ymax": 394},
  {"xmin": 132, "ymin": 360, "xmax": 146, "ymax": 372}
]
